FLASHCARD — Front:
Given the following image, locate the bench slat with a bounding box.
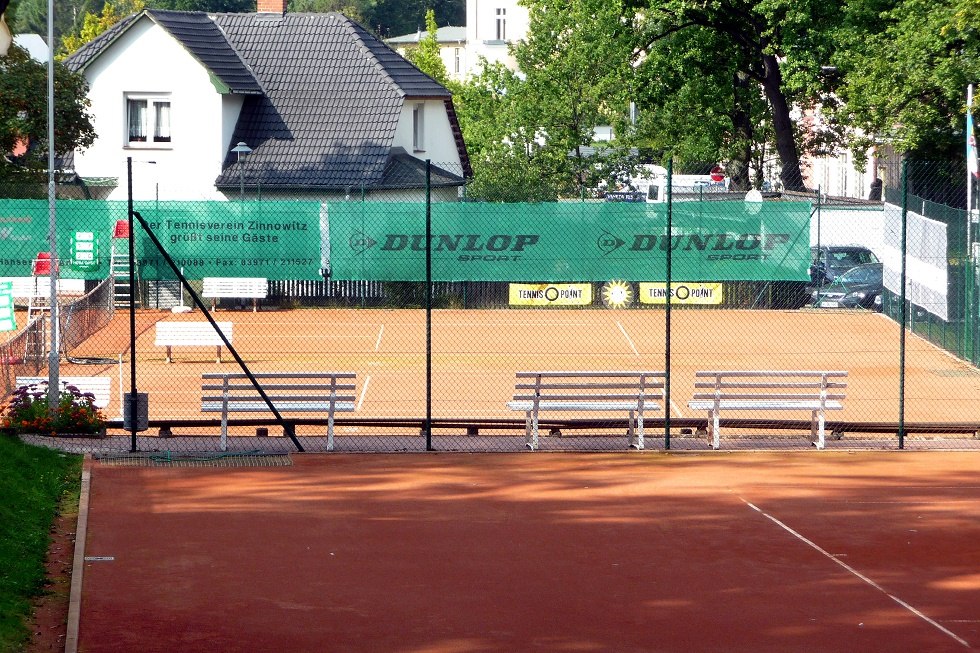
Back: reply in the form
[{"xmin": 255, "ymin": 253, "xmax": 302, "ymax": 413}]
[
  {"xmin": 201, "ymin": 371, "xmax": 358, "ymax": 451},
  {"xmin": 687, "ymin": 370, "xmax": 848, "ymax": 450},
  {"xmin": 509, "ymin": 371, "xmax": 664, "ymax": 451}
]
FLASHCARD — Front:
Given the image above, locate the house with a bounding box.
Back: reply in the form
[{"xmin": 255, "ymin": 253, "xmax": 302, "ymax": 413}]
[
  {"xmin": 386, "ymin": 26, "xmax": 468, "ymax": 82},
  {"xmin": 65, "ymin": 0, "xmax": 472, "ymax": 202},
  {"xmin": 464, "ymin": 0, "xmax": 528, "ymax": 77}
]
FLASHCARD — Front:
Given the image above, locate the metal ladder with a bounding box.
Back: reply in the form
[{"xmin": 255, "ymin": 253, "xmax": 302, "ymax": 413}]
[{"xmin": 110, "ymin": 220, "xmax": 140, "ymax": 309}]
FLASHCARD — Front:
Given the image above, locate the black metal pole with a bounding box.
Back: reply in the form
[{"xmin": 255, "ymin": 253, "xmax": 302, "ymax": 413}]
[
  {"xmin": 127, "ymin": 158, "xmax": 138, "ymax": 452},
  {"xmin": 665, "ymin": 158, "xmax": 673, "ymax": 450},
  {"xmin": 898, "ymin": 159, "xmax": 908, "ymax": 449},
  {"xmin": 425, "ymin": 160, "xmax": 433, "ymax": 450}
]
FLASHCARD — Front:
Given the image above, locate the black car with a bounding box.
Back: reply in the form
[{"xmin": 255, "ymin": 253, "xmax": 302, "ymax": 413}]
[
  {"xmin": 809, "ymin": 245, "xmax": 879, "ymax": 286},
  {"xmin": 810, "ymin": 262, "xmax": 884, "ymax": 311}
]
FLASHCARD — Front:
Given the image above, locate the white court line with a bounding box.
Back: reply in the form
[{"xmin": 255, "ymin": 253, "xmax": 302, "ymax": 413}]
[
  {"xmin": 616, "ymin": 321, "xmax": 639, "ymax": 356},
  {"xmin": 616, "ymin": 321, "xmax": 685, "ymax": 417},
  {"xmin": 357, "ymin": 376, "xmax": 370, "ymax": 411},
  {"xmin": 741, "ymin": 498, "xmax": 970, "ymax": 648},
  {"xmin": 375, "ymin": 325, "xmax": 384, "ymax": 352}
]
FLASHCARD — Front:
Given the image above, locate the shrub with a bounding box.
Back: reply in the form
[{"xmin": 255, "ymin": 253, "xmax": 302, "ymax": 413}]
[{"xmin": 1, "ymin": 382, "xmax": 105, "ymax": 435}]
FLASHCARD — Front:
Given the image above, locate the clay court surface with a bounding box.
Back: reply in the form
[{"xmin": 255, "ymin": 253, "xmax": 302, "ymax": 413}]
[
  {"xmin": 76, "ymin": 451, "xmax": 980, "ymax": 652},
  {"xmin": 56, "ymin": 307, "xmax": 980, "ymax": 432}
]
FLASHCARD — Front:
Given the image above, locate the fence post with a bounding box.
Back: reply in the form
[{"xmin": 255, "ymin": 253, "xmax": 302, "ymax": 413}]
[
  {"xmin": 425, "ymin": 160, "xmax": 433, "ymax": 450},
  {"xmin": 898, "ymin": 158, "xmax": 908, "ymax": 449},
  {"xmin": 665, "ymin": 158, "xmax": 673, "ymax": 450}
]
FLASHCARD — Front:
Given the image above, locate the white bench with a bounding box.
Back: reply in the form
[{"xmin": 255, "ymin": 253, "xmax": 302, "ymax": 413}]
[
  {"xmin": 202, "ymin": 372, "xmax": 356, "ymax": 450},
  {"xmin": 202, "ymin": 277, "xmax": 268, "ymax": 312},
  {"xmin": 15, "ymin": 376, "xmax": 111, "ymax": 409},
  {"xmin": 507, "ymin": 371, "xmax": 665, "ymax": 450},
  {"xmin": 155, "ymin": 321, "xmax": 233, "ymax": 363},
  {"xmin": 687, "ymin": 370, "xmax": 847, "ymax": 450}
]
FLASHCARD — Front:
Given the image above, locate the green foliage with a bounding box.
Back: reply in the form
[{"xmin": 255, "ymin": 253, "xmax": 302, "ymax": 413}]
[
  {"xmin": 406, "ymin": 9, "xmax": 449, "ymax": 86},
  {"xmin": 0, "ymin": 44, "xmax": 96, "ymax": 180},
  {"xmin": 0, "ymin": 436, "xmax": 81, "ymax": 652},
  {"xmin": 833, "ymin": 0, "xmax": 980, "ymax": 159},
  {"xmin": 2, "ymin": 382, "xmax": 106, "ymax": 435},
  {"xmin": 60, "ymin": 0, "xmax": 144, "ymax": 57}
]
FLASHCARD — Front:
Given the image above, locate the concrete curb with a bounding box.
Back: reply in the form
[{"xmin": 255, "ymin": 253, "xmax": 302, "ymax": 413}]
[{"xmin": 64, "ymin": 455, "xmax": 92, "ymax": 653}]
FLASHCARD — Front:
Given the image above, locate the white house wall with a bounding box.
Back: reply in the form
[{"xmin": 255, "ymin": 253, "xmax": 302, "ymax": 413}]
[
  {"xmin": 73, "ymin": 17, "xmax": 232, "ymax": 201},
  {"xmin": 464, "ymin": 0, "xmax": 527, "ymax": 75},
  {"xmin": 393, "ymin": 100, "xmax": 463, "ymax": 169}
]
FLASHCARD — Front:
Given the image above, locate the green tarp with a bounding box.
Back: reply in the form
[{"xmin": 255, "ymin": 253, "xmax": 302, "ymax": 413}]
[{"xmin": 0, "ymin": 199, "xmax": 811, "ymax": 282}]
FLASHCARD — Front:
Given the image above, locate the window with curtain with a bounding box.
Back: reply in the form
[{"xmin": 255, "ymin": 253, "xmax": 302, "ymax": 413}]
[{"xmin": 126, "ymin": 95, "xmax": 172, "ymax": 146}]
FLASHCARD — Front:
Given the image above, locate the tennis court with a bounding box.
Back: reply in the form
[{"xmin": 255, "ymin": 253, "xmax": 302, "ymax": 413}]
[
  {"xmin": 32, "ymin": 304, "xmax": 980, "ymax": 452},
  {"xmin": 73, "ymin": 451, "xmax": 980, "ymax": 652}
]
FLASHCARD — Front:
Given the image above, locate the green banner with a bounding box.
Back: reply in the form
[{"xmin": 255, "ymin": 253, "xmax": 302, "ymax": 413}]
[
  {"xmin": 329, "ymin": 200, "xmax": 812, "ymax": 282},
  {"xmin": 0, "ymin": 199, "xmax": 812, "ymax": 283},
  {"xmin": 0, "ymin": 200, "xmax": 325, "ymax": 280}
]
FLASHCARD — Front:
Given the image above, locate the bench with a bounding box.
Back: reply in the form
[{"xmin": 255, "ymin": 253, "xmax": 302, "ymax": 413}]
[
  {"xmin": 202, "ymin": 372, "xmax": 357, "ymax": 450},
  {"xmin": 202, "ymin": 277, "xmax": 268, "ymax": 312},
  {"xmin": 687, "ymin": 370, "xmax": 848, "ymax": 450},
  {"xmin": 15, "ymin": 376, "xmax": 111, "ymax": 409},
  {"xmin": 507, "ymin": 371, "xmax": 665, "ymax": 450},
  {"xmin": 155, "ymin": 321, "xmax": 233, "ymax": 363}
]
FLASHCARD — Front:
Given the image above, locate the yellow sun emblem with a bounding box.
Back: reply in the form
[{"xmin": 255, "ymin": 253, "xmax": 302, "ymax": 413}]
[{"xmin": 601, "ymin": 280, "xmax": 633, "ymax": 308}]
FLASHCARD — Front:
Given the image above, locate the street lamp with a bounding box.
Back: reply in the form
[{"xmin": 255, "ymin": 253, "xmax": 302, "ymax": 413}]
[{"xmin": 230, "ymin": 141, "xmax": 252, "ymax": 200}]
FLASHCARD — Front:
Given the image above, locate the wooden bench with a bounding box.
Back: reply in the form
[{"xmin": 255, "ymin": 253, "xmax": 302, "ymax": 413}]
[
  {"xmin": 507, "ymin": 371, "xmax": 665, "ymax": 450},
  {"xmin": 687, "ymin": 370, "xmax": 847, "ymax": 450},
  {"xmin": 201, "ymin": 372, "xmax": 357, "ymax": 450},
  {"xmin": 15, "ymin": 376, "xmax": 111, "ymax": 409},
  {"xmin": 202, "ymin": 277, "xmax": 268, "ymax": 312},
  {"xmin": 155, "ymin": 321, "xmax": 233, "ymax": 363}
]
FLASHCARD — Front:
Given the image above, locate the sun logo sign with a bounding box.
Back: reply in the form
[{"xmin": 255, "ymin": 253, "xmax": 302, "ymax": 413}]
[{"xmin": 601, "ymin": 280, "xmax": 633, "ymax": 308}]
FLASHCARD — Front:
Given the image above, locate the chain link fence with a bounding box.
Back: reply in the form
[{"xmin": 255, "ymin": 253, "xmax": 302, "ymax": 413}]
[{"xmin": 3, "ymin": 158, "xmax": 980, "ymax": 454}]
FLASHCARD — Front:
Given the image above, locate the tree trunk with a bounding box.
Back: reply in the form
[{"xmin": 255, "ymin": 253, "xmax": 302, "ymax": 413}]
[
  {"xmin": 760, "ymin": 53, "xmax": 805, "ymax": 192},
  {"xmin": 729, "ymin": 72, "xmax": 754, "ymax": 192}
]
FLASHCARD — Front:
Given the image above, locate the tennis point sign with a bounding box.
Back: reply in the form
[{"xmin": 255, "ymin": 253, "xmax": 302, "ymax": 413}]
[{"xmin": 509, "ymin": 282, "xmax": 723, "ymax": 306}]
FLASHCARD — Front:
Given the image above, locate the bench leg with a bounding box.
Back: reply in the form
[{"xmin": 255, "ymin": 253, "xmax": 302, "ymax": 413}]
[
  {"xmin": 525, "ymin": 410, "xmax": 538, "ymax": 450},
  {"xmin": 165, "ymin": 345, "xmax": 173, "ymax": 364},
  {"xmin": 628, "ymin": 410, "xmax": 643, "ymax": 449},
  {"xmin": 220, "ymin": 407, "xmax": 229, "ymax": 452},
  {"xmin": 326, "ymin": 410, "xmax": 335, "ymax": 451},
  {"xmin": 811, "ymin": 409, "xmax": 826, "ymax": 450},
  {"xmin": 216, "ymin": 346, "xmax": 222, "ymax": 364},
  {"xmin": 709, "ymin": 409, "xmax": 720, "ymax": 450}
]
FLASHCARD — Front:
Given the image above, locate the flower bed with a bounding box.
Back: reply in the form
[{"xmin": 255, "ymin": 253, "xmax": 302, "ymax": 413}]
[{"xmin": 1, "ymin": 380, "xmax": 106, "ymax": 437}]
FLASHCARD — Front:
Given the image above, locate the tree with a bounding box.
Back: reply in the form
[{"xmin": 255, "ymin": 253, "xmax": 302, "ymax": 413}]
[
  {"xmin": 406, "ymin": 9, "xmax": 449, "ymax": 87},
  {"xmin": 833, "ymin": 0, "xmax": 980, "ymax": 160},
  {"xmin": 631, "ymin": 0, "xmax": 846, "ymax": 191},
  {"xmin": 0, "ymin": 43, "xmax": 96, "ymax": 181},
  {"xmin": 60, "ymin": 0, "xmax": 142, "ymax": 57}
]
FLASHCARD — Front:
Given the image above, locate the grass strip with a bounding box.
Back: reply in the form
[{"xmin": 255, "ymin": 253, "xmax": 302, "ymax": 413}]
[{"xmin": 0, "ymin": 436, "xmax": 82, "ymax": 652}]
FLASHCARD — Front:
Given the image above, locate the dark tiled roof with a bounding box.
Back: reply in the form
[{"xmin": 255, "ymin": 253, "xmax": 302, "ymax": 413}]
[
  {"xmin": 67, "ymin": 10, "xmax": 465, "ymax": 191},
  {"xmin": 147, "ymin": 10, "xmax": 262, "ymax": 94},
  {"xmin": 65, "ymin": 11, "xmax": 260, "ymax": 94},
  {"xmin": 214, "ymin": 12, "xmax": 456, "ymax": 190}
]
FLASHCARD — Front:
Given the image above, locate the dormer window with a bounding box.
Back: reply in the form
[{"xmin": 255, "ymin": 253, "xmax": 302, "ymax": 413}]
[{"xmin": 127, "ymin": 94, "xmax": 171, "ymax": 147}]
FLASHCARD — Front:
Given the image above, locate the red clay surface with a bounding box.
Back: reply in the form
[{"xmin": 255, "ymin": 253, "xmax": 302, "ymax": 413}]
[
  {"xmin": 59, "ymin": 307, "xmax": 980, "ymax": 433},
  {"xmin": 78, "ymin": 452, "xmax": 980, "ymax": 652}
]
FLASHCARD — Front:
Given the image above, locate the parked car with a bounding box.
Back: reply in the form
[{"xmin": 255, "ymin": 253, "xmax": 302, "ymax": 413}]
[
  {"xmin": 810, "ymin": 262, "xmax": 884, "ymax": 311},
  {"xmin": 809, "ymin": 245, "xmax": 879, "ymax": 286}
]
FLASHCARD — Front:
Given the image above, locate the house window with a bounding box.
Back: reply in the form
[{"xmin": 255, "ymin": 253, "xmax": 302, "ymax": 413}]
[
  {"xmin": 495, "ymin": 8, "xmax": 506, "ymax": 41},
  {"xmin": 454, "ymin": 48, "xmax": 461, "ymax": 74},
  {"xmin": 126, "ymin": 95, "xmax": 171, "ymax": 146},
  {"xmin": 413, "ymin": 103, "xmax": 425, "ymax": 152}
]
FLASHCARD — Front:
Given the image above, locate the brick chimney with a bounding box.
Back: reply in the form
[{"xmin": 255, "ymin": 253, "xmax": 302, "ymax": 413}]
[{"xmin": 256, "ymin": 0, "xmax": 286, "ymax": 14}]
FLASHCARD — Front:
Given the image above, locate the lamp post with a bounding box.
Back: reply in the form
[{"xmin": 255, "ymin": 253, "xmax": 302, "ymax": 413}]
[{"xmin": 231, "ymin": 141, "xmax": 251, "ymax": 200}]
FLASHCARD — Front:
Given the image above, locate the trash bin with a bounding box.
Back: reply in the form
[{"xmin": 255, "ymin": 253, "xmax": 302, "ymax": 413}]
[{"xmin": 124, "ymin": 392, "xmax": 149, "ymax": 432}]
